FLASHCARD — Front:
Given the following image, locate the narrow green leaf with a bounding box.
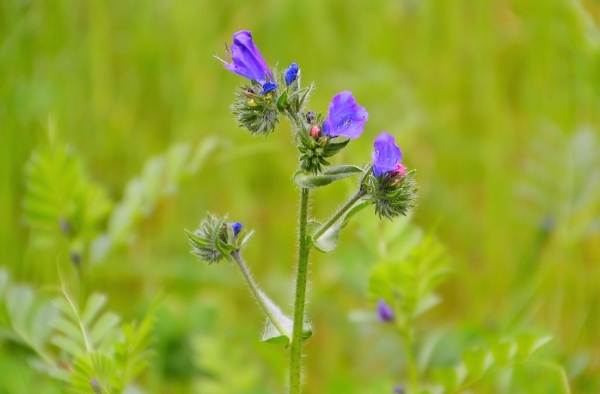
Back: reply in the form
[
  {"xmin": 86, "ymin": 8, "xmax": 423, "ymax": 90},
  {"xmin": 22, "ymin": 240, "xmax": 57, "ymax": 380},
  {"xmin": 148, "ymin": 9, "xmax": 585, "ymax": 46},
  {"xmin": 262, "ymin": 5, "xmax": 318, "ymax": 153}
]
[
  {"xmin": 462, "ymin": 348, "xmax": 491, "ymax": 380},
  {"xmin": 6, "ymin": 286, "xmax": 34, "ymax": 328},
  {"xmin": 81, "ymin": 293, "xmax": 107, "ymax": 326},
  {"xmin": 517, "ymin": 333, "xmax": 552, "ymax": 360},
  {"xmin": 90, "ymin": 312, "xmax": 120, "ymax": 347},
  {"xmin": 52, "ymin": 315, "xmax": 82, "ymax": 342},
  {"xmin": 293, "ymin": 165, "xmax": 363, "ymax": 189},
  {"xmin": 51, "ymin": 334, "xmax": 84, "ymax": 357}
]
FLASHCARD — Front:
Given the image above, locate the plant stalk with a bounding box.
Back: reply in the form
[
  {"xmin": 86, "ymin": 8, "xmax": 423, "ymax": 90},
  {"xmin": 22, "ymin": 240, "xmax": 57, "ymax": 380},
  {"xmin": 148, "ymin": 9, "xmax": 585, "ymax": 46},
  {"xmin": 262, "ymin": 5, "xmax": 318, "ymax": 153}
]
[
  {"xmin": 313, "ymin": 188, "xmax": 367, "ymax": 241},
  {"xmin": 231, "ymin": 250, "xmax": 290, "ymax": 338},
  {"xmin": 400, "ymin": 327, "xmax": 419, "ymax": 394},
  {"xmin": 289, "ymin": 187, "xmax": 311, "ymax": 394}
]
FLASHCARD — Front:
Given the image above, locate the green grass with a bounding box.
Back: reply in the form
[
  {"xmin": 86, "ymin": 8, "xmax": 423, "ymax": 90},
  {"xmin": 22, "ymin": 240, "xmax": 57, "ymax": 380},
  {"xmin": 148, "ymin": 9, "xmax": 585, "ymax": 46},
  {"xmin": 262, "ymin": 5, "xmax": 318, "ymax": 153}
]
[{"xmin": 1, "ymin": 0, "xmax": 600, "ymax": 392}]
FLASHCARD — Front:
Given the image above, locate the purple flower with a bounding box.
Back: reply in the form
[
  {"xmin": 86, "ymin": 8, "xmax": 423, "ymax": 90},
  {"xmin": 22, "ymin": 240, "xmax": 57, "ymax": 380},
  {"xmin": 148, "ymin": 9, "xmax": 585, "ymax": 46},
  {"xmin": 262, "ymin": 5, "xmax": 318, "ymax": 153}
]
[
  {"xmin": 372, "ymin": 132, "xmax": 404, "ymax": 177},
  {"xmin": 322, "ymin": 91, "xmax": 368, "ymax": 139},
  {"xmin": 231, "ymin": 222, "xmax": 243, "ymax": 238},
  {"xmin": 217, "ymin": 31, "xmax": 275, "ymax": 90},
  {"xmin": 377, "ymin": 298, "xmax": 394, "ymax": 322},
  {"xmin": 285, "ymin": 62, "xmax": 299, "ymax": 86}
]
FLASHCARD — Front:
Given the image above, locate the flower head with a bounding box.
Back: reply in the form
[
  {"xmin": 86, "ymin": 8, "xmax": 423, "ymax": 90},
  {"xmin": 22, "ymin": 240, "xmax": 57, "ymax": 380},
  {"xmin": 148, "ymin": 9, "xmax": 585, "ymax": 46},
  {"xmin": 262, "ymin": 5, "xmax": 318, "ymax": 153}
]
[
  {"xmin": 372, "ymin": 132, "xmax": 403, "ymax": 177},
  {"xmin": 377, "ymin": 299, "xmax": 394, "ymax": 322},
  {"xmin": 322, "ymin": 91, "xmax": 368, "ymax": 139},
  {"xmin": 285, "ymin": 62, "xmax": 299, "ymax": 86},
  {"xmin": 218, "ymin": 30, "xmax": 275, "ymax": 88}
]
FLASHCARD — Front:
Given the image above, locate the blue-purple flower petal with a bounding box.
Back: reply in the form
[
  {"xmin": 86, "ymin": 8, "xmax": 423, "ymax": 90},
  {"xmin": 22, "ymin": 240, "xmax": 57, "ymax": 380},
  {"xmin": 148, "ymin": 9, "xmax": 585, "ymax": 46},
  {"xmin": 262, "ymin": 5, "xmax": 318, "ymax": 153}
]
[
  {"xmin": 322, "ymin": 91, "xmax": 368, "ymax": 139},
  {"xmin": 220, "ymin": 30, "xmax": 273, "ymax": 85},
  {"xmin": 285, "ymin": 62, "xmax": 299, "ymax": 86},
  {"xmin": 372, "ymin": 132, "xmax": 403, "ymax": 177},
  {"xmin": 260, "ymin": 81, "xmax": 277, "ymax": 95}
]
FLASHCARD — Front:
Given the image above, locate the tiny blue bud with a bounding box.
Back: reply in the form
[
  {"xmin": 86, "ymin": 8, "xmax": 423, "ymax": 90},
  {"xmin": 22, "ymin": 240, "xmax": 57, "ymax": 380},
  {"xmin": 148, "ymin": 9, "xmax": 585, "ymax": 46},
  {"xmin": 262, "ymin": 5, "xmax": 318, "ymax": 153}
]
[
  {"xmin": 70, "ymin": 251, "xmax": 81, "ymax": 267},
  {"xmin": 284, "ymin": 62, "xmax": 299, "ymax": 86},
  {"xmin": 232, "ymin": 222, "xmax": 243, "ymax": 237},
  {"xmin": 260, "ymin": 81, "xmax": 277, "ymax": 95},
  {"xmin": 377, "ymin": 298, "xmax": 394, "ymax": 322},
  {"xmin": 306, "ymin": 110, "xmax": 315, "ymax": 124},
  {"xmin": 393, "ymin": 385, "xmax": 405, "ymax": 394}
]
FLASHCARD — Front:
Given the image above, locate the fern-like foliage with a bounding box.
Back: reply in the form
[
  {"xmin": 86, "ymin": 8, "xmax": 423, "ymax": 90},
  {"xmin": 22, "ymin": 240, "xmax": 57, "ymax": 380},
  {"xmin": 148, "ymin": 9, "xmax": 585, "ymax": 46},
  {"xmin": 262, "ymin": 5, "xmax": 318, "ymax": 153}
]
[
  {"xmin": 368, "ymin": 229, "xmax": 450, "ymax": 326},
  {"xmin": 516, "ymin": 124, "xmax": 600, "ymax": 243},
  {"xmin": 0, "ymin": 270, "xmax": 59, "ymax": 371},
  {"xmin": 429, "ymin": 334, "xmax": 570, "ymax": 394},
  {"xmin": 0, "ymin": 270, "xmax": 157, "ymax": 393},
  {"xmin": 23, "ymin": 144, "xmax": 112, "ymax": 251},
  {"xmin": 22, "ymin": 137, "xmax": 219, "ymax": 265},
  {"xmin": 91, "ymin": 138, "xmax": 219, "ymax": 262}
]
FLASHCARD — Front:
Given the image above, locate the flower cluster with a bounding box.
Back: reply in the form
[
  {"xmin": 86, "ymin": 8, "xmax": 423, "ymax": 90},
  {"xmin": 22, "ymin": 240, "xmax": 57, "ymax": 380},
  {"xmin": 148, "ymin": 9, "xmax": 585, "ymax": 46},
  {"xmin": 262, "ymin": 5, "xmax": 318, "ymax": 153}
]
[
  {"xmin": 218, "ymin": 31, "xmax": 309, "ymax": 136},
  {"xmin": 297, "ymin": 91, "xmax": 367, "ymax": 174},
  {"xmin": 186, "ymin": 213, "xmax": 250, "ymax": 264}
]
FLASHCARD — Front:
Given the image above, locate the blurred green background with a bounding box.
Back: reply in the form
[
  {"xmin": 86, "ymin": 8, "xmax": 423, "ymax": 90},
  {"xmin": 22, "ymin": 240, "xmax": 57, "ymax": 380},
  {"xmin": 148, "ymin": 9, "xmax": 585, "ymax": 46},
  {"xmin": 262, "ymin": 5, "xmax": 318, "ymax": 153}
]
[{"xmin": 1, "ymin": 0, "xmax": 600, "ymax": 392}]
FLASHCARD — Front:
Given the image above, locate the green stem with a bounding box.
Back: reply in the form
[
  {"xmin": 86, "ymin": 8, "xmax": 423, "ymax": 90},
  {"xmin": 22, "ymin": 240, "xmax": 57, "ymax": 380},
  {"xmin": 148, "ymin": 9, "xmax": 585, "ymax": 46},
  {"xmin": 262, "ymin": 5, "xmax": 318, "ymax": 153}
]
[
  {"xmin": 313, "ymin": 188, "xmax": 367, "ymax": 241},
  {"xmin": 231, "ymin": 250, "xmax": 290, "ymax": 338},
  {"xmin": 400, "ymin": 327, "xmax": 419, "ymax": 394},
  {"xmin": 289, "ymin": 188, "xmax": 311, "ymax": 394},
  {"xmin": 285, "ymin": 108, "xmax": 305, "ymax": 135}
]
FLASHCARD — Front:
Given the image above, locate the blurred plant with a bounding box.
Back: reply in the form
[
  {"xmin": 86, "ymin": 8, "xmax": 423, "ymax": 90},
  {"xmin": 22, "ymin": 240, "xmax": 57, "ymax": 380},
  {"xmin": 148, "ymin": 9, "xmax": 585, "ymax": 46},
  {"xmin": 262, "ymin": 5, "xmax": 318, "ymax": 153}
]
[
  {"xmin": 0, "ymin": 269, "xmax": 157, "ymax": 393},
  {"xmin": 23, "ymin": 135, "xmax": 219, "ymax": 274},
  {"xmin": 187, "ymin": 30, "xmax": 417, "ymax": 394},
  {"xmin": 362, "ymin": 217, "xmax": 571, "ymax": 393}
]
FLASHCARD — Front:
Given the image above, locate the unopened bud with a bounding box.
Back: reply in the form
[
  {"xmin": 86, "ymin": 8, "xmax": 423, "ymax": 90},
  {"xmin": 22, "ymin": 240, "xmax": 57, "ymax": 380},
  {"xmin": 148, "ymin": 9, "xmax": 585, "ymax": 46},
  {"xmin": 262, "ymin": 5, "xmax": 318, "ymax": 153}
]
[{"xmin": 310, "ymin": 125, "xmax": 321, "ymax": 138}]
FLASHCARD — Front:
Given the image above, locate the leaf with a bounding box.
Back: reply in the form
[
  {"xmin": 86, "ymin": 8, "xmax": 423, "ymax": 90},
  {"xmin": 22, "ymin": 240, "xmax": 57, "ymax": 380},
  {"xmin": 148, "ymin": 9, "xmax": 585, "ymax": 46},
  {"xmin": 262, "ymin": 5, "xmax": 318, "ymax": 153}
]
[
  {"xmin": 262, "ymin": 317, "xmax": 313, "ymax": 345},
  {"xmin": 516, "ymin": 333, "xmax": 552, "ymax": 360},
  {"xmin": 81, "ymin": 294, "xmax": 107, "ymax": 326},
  {"xmin": 23, "ymin": 145, "xmax": 112, "ymax": 250},
  {"xmin": 309, "ymin": 199, "xmax": 369, "ymax": 253},
  {"xmin": 293, "ymin": 165, "xmax": 363, "ymax": 189},
  {"xmin": 462, "ymin": 348, "xmax": 492, "ymax": 380},
  {"xmin": 257, "ymin": 288, "xmax": 312, "ymax": 345},
  {"xmin": 368, "ymin": 231, "xmax": 450, "ymax": 322}
]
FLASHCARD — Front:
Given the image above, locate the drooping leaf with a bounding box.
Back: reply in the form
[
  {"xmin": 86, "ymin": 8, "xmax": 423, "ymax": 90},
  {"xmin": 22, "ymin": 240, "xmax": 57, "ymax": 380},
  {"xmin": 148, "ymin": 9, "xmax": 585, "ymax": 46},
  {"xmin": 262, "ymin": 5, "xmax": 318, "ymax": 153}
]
[
  {"xmin": 258, "ymin": 287, "xmax": 313, "ymax": 345},
  {"xmin": 293, "ymin": 165, "xmax": 363, "ymax": 189}
]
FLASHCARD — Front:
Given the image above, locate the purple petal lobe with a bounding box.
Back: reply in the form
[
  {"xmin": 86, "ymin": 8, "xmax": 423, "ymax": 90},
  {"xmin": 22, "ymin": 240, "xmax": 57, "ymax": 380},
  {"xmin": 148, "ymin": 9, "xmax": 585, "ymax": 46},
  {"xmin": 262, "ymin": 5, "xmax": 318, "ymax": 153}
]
[
  {"xmin": 260, "ymin": 81, "xmax": 277, "ymax": 95},
  {"xmin": 372, "ymin": 132, "xmax": 403, "ymax": 177},
  {"xmin": 322, "ymin": 91, "xmax": 368, "ymax": 139},
  {"xmin": 222, "ymin": 30, "xmax": 273, "ymax": 84}
]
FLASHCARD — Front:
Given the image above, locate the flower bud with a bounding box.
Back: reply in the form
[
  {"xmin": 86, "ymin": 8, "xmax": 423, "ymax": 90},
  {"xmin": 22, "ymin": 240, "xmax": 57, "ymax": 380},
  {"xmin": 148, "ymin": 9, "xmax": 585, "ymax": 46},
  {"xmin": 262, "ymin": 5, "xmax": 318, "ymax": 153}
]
[
  {"xmin": 232, "ymin": 222, "xmax": 243, "ymax": 237},
  {"xmin": 284, "ymin": 62, "xmax": 299, "ymax": 86},
  {"xmin": 366, "ymin": 132, "xmax": 417, "ymax": 219},
  {"xmin": 310, "ymin": 125, "xmax": 321, "ymax": 138},
  {"xmin": 306, "ymin": 110, "xmax": 315, "ymax": 124},
  {"xmin": 377, "ymin": 299, "xmax": 394, "ymax": 322}
]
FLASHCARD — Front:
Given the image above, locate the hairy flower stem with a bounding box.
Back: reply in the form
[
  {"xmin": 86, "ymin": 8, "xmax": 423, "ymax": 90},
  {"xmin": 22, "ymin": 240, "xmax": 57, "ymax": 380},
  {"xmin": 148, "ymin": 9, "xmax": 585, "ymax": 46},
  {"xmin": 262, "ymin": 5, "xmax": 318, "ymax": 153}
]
[
  {"xmin": 313, "ymin": 188, "xmax": 367, "ymax": 241},
  {"xmin": 289, "ymin": 187, "xmax": 311, "ymax": 394},
  {"xmin": 231, "ymin": 250, "xmax": 290, "ymax": 338}
]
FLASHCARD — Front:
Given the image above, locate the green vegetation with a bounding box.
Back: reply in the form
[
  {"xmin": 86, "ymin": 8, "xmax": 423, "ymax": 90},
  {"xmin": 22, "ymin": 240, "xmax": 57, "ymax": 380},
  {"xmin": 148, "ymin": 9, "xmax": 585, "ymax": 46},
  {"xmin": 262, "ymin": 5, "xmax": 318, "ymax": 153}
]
[{"xmin": 1, "ymin": 0, "xmax": 599, "ymax": 392}]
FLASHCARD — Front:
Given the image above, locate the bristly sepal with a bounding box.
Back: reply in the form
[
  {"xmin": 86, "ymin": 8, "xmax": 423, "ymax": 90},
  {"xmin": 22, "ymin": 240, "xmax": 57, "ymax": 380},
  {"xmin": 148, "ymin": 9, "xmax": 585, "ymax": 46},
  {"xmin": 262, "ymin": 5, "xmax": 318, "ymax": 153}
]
[
  {"xmin": 296, "ymin": 111, "xmax": 351, "ymax": 175},
  {"xmin": 365, "ymin": 168, "xmax": 418, "ymax": 220},
  {"xmin": 186, "ymin": 213, "xmax": 252, "ymax": 264},
  {"xmin": 232, "ymin": 81, "xmax": 280, "ymax": 136}
]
